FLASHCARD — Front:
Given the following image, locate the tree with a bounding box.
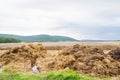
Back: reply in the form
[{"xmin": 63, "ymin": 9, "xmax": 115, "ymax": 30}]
[{"xmin": 0, "ymin": 37, "xmax": 21, "ymax": 43}]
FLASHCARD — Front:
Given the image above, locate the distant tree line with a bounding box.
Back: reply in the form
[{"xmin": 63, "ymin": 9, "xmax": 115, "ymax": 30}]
[{"xmin": 0, "ymin": 37, "xmax": 21, "ymax": 43}]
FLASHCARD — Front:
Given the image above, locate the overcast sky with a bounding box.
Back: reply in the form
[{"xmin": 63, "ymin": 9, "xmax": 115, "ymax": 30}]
[{"xmin": 0, "ymin": 0, "xmax": 120, "ymax": 40}]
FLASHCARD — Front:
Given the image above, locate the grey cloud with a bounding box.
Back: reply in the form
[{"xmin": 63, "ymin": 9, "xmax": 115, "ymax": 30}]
[
  {"xmin": 96, "ymin": 10, "xmax": 120, "ymax": 21},
  {"xmin": 50, "ymin": 22, "xmax": 120, "ymax": 40}
]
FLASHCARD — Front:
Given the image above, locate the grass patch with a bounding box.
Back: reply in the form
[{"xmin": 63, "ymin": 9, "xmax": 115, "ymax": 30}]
[{"xmin": 0, "ymin": 69, "xmax": 111, "ymax": 80}]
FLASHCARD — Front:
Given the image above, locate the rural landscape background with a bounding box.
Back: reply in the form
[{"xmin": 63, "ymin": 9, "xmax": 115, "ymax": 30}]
[{"xmin": 0, "ymin": 0, "xmax": 120, "ymax": 80}]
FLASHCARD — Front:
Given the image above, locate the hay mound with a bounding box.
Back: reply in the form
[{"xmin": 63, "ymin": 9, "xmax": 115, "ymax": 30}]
[
  {"xmin": 0, "ymin": 44, "xmax": 46, "ymax": 71},
  {"xmin": 48, "ymin": 44, "xmax": 120, "ymax": 77}
]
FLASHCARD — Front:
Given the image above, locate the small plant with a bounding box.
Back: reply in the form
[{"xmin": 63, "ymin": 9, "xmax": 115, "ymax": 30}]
[
  {"xmin": 3, "ymin": 67, "xmax": 16, "ymax": 73},
  {"xmin": 0, "ymin": 70, "xmax": 111, "ymax": 80}
]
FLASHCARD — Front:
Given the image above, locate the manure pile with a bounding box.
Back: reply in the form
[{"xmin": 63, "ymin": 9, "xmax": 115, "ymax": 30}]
[
  {"xmin": 0, "ymin": 44, "xmax": 46, "ymax": 72},
  {"xmin": 48, "ymin": 44, "xmax": 120, "ymax": 77},
  {"xmin": 0, "ymin": 43, "xmax": 120, "ymax": 78}
]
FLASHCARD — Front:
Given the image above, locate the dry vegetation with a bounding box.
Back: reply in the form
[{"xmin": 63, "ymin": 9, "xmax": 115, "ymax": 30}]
[
  {"xmin": 48, "ymin": 44, "xmax": 120, "ymax": 78},
  {"xmin": 0, "ymin": 42, "xmax": 120, "ymax": 79}
]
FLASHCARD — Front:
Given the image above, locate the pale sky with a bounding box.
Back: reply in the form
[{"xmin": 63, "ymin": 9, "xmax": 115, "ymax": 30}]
[{"xmin": 0, "ymin": 0, "xmax": 120, "ymax": 40}]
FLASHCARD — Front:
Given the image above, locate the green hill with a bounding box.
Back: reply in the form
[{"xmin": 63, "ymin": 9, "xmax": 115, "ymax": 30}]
[
  {"xmin": 0, "ymin": 34, "xmax": 78, "ymax": 42},
  {"xmin": 0, "ymin": 37, "xmax": 21, "ymax": 43}
]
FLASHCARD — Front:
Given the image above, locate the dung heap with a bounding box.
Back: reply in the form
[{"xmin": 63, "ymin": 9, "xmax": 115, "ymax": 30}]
[
  {"xmin": 0, "ymin": 44, "xmax": 46, "ymax": 72},
  {"xmin": 108, "ymin": 48, "xmax": 120, "ymax": 61},
  {"xmin": 48, "ymin": 44, "xmax": 120, "ymax": 78}
]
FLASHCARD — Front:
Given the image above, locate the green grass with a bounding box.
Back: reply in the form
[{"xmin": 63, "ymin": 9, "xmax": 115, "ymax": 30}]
[{"xmin": 0, "ymin": 69, "xmax": 111, "ymax": 80}]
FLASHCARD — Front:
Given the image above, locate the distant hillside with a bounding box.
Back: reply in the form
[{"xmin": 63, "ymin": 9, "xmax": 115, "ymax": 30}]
[
  {"xmin": 79, "ymin": 40, "xmax": 119, "ymax": 42},
  {"xmin": 0, "ymin": 34, "xmax": 79, "ymax": 42},
  {"xmin": 0, "ymin": 37, "xmax": 21, "ymax": 43}
]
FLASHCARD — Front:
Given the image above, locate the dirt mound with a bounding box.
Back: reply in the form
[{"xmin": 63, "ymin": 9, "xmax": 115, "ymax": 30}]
[
  {"xmin": 0, "ymin": 44, "xmax": 47, "ymax": 71},
  {"xmin": 48, "ymin": 44, "xmax": 120, "ymax": 77}
]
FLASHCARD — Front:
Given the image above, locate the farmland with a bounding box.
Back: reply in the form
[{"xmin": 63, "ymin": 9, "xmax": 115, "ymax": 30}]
[{"xmin": 0, "ymin": 42, "xmax": 120, "ymax": 80}]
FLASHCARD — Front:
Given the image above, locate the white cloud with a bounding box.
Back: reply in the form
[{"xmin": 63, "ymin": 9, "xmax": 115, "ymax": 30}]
[{"xmin": 0, "ymin": 0, "xmax": 120, "ymax": 40}]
